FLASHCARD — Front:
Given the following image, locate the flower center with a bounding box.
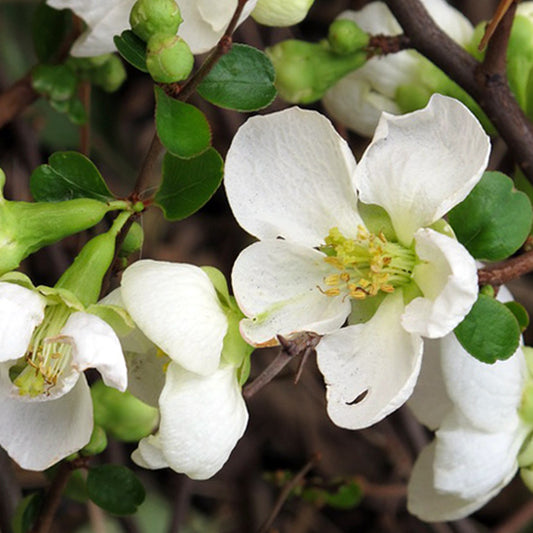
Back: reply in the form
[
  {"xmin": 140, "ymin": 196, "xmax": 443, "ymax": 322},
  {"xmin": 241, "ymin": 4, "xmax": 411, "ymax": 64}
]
[
  {"xmin": 319, "ymin": 226, "xmax": 416, "ymax": 300},
  {"xmin": 11, "ymin": 304, "xmax": 72, "ymax": 397}
]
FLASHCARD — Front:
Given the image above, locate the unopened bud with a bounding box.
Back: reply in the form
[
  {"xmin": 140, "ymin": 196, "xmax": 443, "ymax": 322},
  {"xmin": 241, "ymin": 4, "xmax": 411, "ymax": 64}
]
[
  {"xmin": 252, "ymin": 0, "xmax": 314, "ymax": 27},
  {"xmin": 146, "ymin": 34, "xmax": 194, "ymax": 83},
  {"xmin": 328, "ymin": 19, "xmax": 369, "ymax": 55},
  {"xmin": 91, "ymin": 55, "xmax": 127, "ymax": 92},
  {"xmin": 119, "ymin": 221, "xmax": 144, "ymax": 257},
  {"xmin": 130, "ymin": 0, "xmax": 183, "ymax": 42}
]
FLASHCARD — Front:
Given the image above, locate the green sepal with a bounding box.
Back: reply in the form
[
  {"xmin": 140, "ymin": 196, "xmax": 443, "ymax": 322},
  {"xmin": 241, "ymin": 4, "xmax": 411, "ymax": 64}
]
[
  {"xmin": 448, "ymin": 171, "xmax": 533, "ymax": 261},
  {"xmin": 201, "ymin": 266, "xmax": 232, "ymax": 308},
  {"xmin": 91, "ymin": 380, "xmax": 158, "ymax": 442},
  {"xmin": 119, "ymin": 221, "xmax": 144, "ymax": 257},
  {"xmin": 32, "ymin": 64, "xmax": 77, "ymax": 102},
  {"xmin": 267, "ymin": 39, "xmax": 367, "ymax": 103},
  {"xmin": 348, "ymin": 291, "xmax": 386, "ymax": 325},
  {"xmin": 63, "ymin": 470, "xmax": 89, "ymax": 503},
  {"xmin": 303, "ymin": 481, "xmax": 362, "ymax": 510},
  {"xmin": 38, "ymin": 285, "xmax": 85, "ymax": 311},
  {"xmin": 87, "ymin": 465, "xmax": 146, "ymax": 515},
  {"xmin": 520, "ymin": 466, "xmax": 533, "ymax": 493},
  {"xmin": 146, "ymin": 34, "xmax": 193, "ymax": 83},
  {"xmin": 518, "ymin": 432, "xmax": 533, "ymax": 467},
  {"xmin": 454, "ymin": 293, "xmax": 521, "ymax": 363},
  {"xmin": 86, "ymin": 303, "xmax": 135, "ymax": 336}
]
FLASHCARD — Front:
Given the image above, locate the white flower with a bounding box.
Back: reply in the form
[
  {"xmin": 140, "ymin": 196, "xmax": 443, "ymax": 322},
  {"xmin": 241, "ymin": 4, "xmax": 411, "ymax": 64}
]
[
  {"xmin": 224, "ymin": 94, "xmax": 489, "ymax": 429},
  {"xmin": 46, "ymin": 0, "xmax": 259, "ymax": 56},
  {"xmin": 251, "ymin": 0, "xmax": 314, "ymax": 26},
  {"xmin": 407, "ymin": 287, "xmax": 531, "ymax": 521},
  {"xmin": 322, "ymin": 0, "xmax": 474, "ymax": 136},
  {"xmin": 107, "ymin": 260, "xmax": 249, "ymax": 480},
  {"xmin": 0, "ymin": 280, "xmax": 126, "ymax": 470}
]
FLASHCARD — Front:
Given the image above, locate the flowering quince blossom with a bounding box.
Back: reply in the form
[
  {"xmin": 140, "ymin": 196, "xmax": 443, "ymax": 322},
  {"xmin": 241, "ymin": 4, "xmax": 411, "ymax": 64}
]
[
  {"xmin": 103, "ymin": 260, "xmax": 250, "ymax": 480},
  {"xmin": 407, "ymin": 287, "xmax": 533, "ymax": 521},
  {"xmin": 322, "ymin": 0, "xmax": 473, "ymax": 136},
  {"xmin": 45, "ymin": 0, "xmax": 258, "ymax": 56},
  {"xmin": 0, "ymin": 275, "xmax": 127, "ymax": 471},
  {"xmin": 224, "ymin": 94, "xmax": 489, "ymax": 430}
]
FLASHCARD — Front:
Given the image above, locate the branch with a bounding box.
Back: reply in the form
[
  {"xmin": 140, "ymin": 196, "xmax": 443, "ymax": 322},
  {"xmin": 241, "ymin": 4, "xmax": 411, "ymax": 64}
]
[
  {"xmin": 242, "ymin": 332, "xmax": 321, "ymax": 400},
  {"xmin": 367, "ymin": 34, "xmax": 411, "ymax": 58},
  {"xmin": 0, "ymin": 73, "xmax": 38, "ymax": 129},
  {"xmin": 384, "ymin": 0, "xmax": 533, "ymax": 183},
  {"xmin": 477, "ymin": 250, "xmax": 533, "ymax": 286}
]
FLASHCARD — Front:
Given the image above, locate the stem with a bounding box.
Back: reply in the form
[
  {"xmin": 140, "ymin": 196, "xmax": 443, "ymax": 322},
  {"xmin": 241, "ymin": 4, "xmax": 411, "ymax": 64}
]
[
  {"xmin": 384, "ymin": 0, "xmax": 533, "ymax": 183},
  {"xmin": 79, "ymin": 82, "xmax": 91, "ymax": 157},
  {"xmin": 477, "ymin": 250, "xmax": 533, "ymax": 286},
  {"xmin": 0, "ymin": 73, "xmax": 38, "ymax": 129}
]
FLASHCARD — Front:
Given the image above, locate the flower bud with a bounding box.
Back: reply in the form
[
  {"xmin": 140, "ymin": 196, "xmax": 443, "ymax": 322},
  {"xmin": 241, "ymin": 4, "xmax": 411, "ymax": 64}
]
[
  {"xmin": 328, "ymin": 19, "xmax": 369, "ymax": 55},
  {"xmin": 146, "ymin": 34, "xmax": 194, "ymax": 83},
  {"xmin": 130, "ymin": 0, "xmax": 183, "ymax": 42},
  {"xmin": 91, "ymin": 55, "xmax": 127, "ymax": 92},
  {"xmin": 268, "ymin": 39, "xmax": 367, "ymax": 103},
  {"xmin": 81, "ymin": 426, "xmax": 108, "ymax": 456},
  {"xmin": 119, "ymin": 221, "xmax": 144, "ymax": 257},
  {"xmin": 252, "ymin": 0, "xmax": 314, "ymax": 27}
]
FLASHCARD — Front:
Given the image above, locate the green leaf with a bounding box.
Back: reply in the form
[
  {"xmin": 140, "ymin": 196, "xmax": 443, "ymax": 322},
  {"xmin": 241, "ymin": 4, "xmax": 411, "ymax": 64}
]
[
  {"xmin": 32, "ymin": 64, "xmax": 77, "ymax": 102},
  {"xmin": 155, "ymin": 148, "xmax": 223, "ymax": 220},
  {"xmin": 87, "ymin": 465, "xmax": 145, "ymax": 515},
  {"xmin": 505, "ymin": 301, "xmax": 530, "ymax": 332},
  {"xmin": 197, "ymin": 44, "xmax": 276, "ymax": 111},
  {"xmin": 155, "ymin": 87, "xmax": 211, "ymax": 158},
  {"xmin": 12, "ymin": 492, "xmax": 43, "ymax": 533},
  {"xmin": 32, "ymin": 2, "xmax": 72, "ymax": 63},
  {"xmin": 113, "ymin": 30, "xmax": 148, "ymax": 72},
  {"xmin": 454, "ymin": 294, "xmax": 521, "ymax": 363},
  {"xmin": 30, "ymin": 151, "xmax": 113, "ymax": 202},
  {"xmin": 448, "ymin": 171, "xmax": 533, "ymax": 261}
]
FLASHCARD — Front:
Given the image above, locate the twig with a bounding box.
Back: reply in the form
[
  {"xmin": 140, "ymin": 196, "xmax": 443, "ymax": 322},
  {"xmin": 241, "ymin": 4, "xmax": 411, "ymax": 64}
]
[
  {"xmin": 242, "ymin": 332, "xmax": 321, "ymax": 400},
  {"xmin": 0, "ymin": 73, "xmax": 38, "ymax": 128},
  {"xmin": 167, "ymin": 474, "xmax": 193, "ymax": 533},
  {"xmin": 79, "ymin": 82, "xmax": 91, "ymax": 157},
  {"xmin": 384, "ymin": 0, "xmax": 533, "ymax": 183},
  {"xmin": 367, "ymin": 34, "xmax": 411, "ymax": 58},
  {"xmin": 477, "ymin": 250, "xmax": 533, "ymax": 286},
  {"xmin": 257, "ymin": 453, "xmax": 322, "ymax": 533}
]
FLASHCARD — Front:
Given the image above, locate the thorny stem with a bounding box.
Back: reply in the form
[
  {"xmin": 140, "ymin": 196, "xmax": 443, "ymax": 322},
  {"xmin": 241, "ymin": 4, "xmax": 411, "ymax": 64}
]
[
  {"xmin": 477, "ymin": 250, "xmax": 533, "ymax": 286},
  {"xmin": 384, "ymin": 0, "xmax": 533, "ymax": 183},
  {"xmin": 257, "ymin": 453, "xmax": 322, "ymax": 533},
  {"xmin": 242, "ymin": 332, "xmax": 321, "ymax": 400},
  {"xmin": 29, "ymin": 457, "xmax": 88, "ymax": 533}
]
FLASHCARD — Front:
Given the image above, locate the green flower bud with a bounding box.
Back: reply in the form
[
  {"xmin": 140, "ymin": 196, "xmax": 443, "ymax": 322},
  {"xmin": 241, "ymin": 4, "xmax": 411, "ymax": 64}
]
[
  {"xmin": 55, "ymin": 211, "xmax": 132, "ymax": 306},
  {"xmin": 268, "ymin": 39, "xmax": 367, "ymax": 103},
  {"xmin": 252, "ymin": 0, "xmax": 314, "ymax": 26},
  {"xmin": 395, "ymin": 84, "xmax": 432, "ymax": 114},
  {"xmin": 91, "ymin": 55, "xmax": 127, "ymax": 92},
  {"xmin": 32, "ymin": 64, "xmax": 77, "ymax": 102},
  {"xmin": 328, "ymin": 19, "xmax": 369, "ymax": 55},
  {"xmin": 119, "ymin": 221, "xmax": 144, "ymax": 257},
  {"xmin": 146, "ymin": 34, "xmax": 194, "ymax": 83},
  {"xmin": 130, "ymin": 0, "xmax": 183, "ymax": 42},
  {"xmin": 91, "ymin": 380, "xmax": 158, "ymax": 442},
  {"xmin": 81, "ymin": 425, "xmax": 108, "ymax": 456},
  {"xmin": 521, "ymin": 466, "xmax": 533, "ymax": 492}
]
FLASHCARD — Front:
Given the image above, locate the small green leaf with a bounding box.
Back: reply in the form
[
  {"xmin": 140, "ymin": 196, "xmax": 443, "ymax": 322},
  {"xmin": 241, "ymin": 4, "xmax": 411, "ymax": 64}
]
[
  {"xmin": 448, "ymin": 171, "xmax": 533, "ymax": 261},
  {"xmin": 87, "ymin": 465, "xmax": 145, "ymax": 515},
  {"xmin": 454, "ymin": 294, "xmax": 521, "ymax": 363},
  {"xmin": 155, "ymin": 148, "xmax": 223, "ymax": 220},
  {"xmin": 155, "ymin": 87, "xmax": 211, "ymax": 158},
  {"xmin": 32, "ymin": 64, "xmax": 77, "ymax": 102},
  {"xmin": 505, "ymin": 301, "xmax": 530, "ymax": 332},
  {"xmin": 114, "ymin": 30, "xmax": 148, "ymax": 72},
  {"xmin": 197, "ymin": 44, "xmax": 276, "ymax": 111},
  {"xmin": 30, "ymin": 151, "xmax": 113, "ymax": 202},
  {"xmin": 32, "ymin": 2, "xmax": 72, "ymax": 63},
  {"xmin": 12, "ymin": 492, "xmax": 43, "ymax": 533}
]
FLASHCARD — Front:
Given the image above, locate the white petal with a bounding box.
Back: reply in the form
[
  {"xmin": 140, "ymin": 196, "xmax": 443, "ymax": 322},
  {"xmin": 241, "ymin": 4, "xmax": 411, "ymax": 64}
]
[
  {"xmin": 0, "ymin": 366, "xmax": 92, "ymax": 471},
  {"xmin": 158, "ymin": 364, "xmax": 248, "ymax": 480},
  {"xmin": 407, "ymin": 442, "xmax": 506, "ymax": 522},
  {"xmin": 402, "ymin": 228, "xmax": 478, "ymax": 338},
  {"xmin": 121, "ymin": 260, "xmax": 227, "ymax": 376},
  {"xmin": 62, "ymin": 312, "xmax": 127, "ymax": 392},
  {"xmin": 433, "ymin": 411, "xmax": 525, "ymax": 500},
  {"xmin": 224, "ymin": 107, "xmax": 362, "ymax": 247},
  {"xmin": 421, "ymin": 0, "xmax": 474, "ymax": 45},
  {"xmin": 440, "ymin": 334, "xmax": 526, "ymax": 432},
  {"xmin": 316, "ymin": 292, "xmax": 423, "ymax": 429},
  {"xmin": 132, "ymin": 434, "xmax": 168, "ymax": 470},
  {"xmin": 356, "ymin": 94, "xmax": 490, "ymax": 245},
  {"xmin": 0, "ymin": 282, "xmax": 46, "ymax": 362},
  {"xmin": 408, "ymin": 339, "xmax": 452, "ymax": 430},
  {"xmin": 232, "ymin": 240, "xmax": 350, "ymax": 345}
]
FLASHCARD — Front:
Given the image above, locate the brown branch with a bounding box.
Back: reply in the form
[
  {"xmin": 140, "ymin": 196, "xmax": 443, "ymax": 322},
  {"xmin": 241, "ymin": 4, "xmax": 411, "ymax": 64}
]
[
  {"xmin": 0, "ymin": 74, "xmax": 38, "ymax": 129},
  {"xmin": 367, "ymin": 34, "xmax": 411, "ymax": 58},
  {"xmin": 79, "ymin": 82, "xmax": 92, "ymax": 156},
  {"xmin": 384, "ymin": 0, "xmax": 533, "ymax": 183},
  {"xmin": 257, "ymin": 453, "xmax": 322, "ymax": 533},
  {"xmin": 477, "ymin": 250, "xmax": 533, "ymax": 286}
]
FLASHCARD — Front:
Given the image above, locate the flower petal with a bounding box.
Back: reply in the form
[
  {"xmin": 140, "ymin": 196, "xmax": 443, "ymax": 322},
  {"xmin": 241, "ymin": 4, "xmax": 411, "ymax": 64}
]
[
  {"xmin": 407, "ymin": 442, "xmax": 507, "ymax": 522},
  {"xmin": 121, "ymin": 260, "xmax": 227, "ymax": 376},
  {"xmin": 402, "ymin": 228, "xmax": 477, "ymax": 338},
  {"xmin": 356, "ymin": 94, "xmax": 490, "ymax": 245},
  {"xmin": 0, "ymin": 366, "xmax": 92, "ymax": 471},
  {"xmin": 440, "ymin": 333, "xmax": 526, "ymax": 432},
  {"xmin": 232, "ymin": 240, "xmax": 351, "ymax": 345},
  {"xmin": 224, "ymin": 107, "xmax": 362, "ymax": 247},
  {"xmin": 407, "ymin": 339, "xmax": 452, "ymax": 431},
  {"xmin": 0, "ymin": 282, "xmax": 46, "ymax": 362},
  {"xmin": 316, "ymin": 291, "xmax": 423, "ymax": 429},
  {"xmin": 132, "ymin": 434, "xmax": 168, "ymax": 470},
  {"xmin": 157, "ymin": 363, "xmax": 248, "ymax": 479},
  {"xmin": 62, "ymin": 312, "xmax": 127, "ymax": 392},
  {"xmin": 433, "ymin": 411, "xmax": 525, "ymax": 500}
]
